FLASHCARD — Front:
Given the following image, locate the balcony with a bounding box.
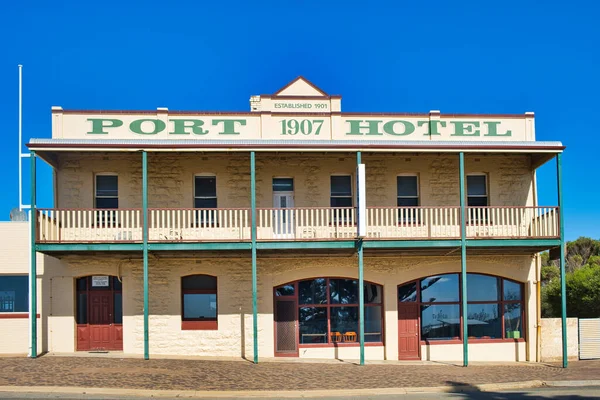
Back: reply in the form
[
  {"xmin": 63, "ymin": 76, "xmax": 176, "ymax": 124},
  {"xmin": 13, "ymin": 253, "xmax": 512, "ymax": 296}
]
[{"xmin": 35, "ymin": 206, "xmax": 559, "ymax": 244}]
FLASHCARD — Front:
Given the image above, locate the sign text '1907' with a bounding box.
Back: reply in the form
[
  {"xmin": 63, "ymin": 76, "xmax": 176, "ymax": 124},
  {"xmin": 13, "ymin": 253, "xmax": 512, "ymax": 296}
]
[{"xmin": 280, "ymin": 119, "xmax": 324, "ymax": 136}]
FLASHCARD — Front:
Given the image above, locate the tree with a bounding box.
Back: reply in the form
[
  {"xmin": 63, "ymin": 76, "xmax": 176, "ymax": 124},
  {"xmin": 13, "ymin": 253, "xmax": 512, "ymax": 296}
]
[
  {"xmin": 543, "ymin": 263, "xmax": 600, "ymax": 318},
  {"xmin": 541, "ymin": 237, "xmax": 600, "ymax": 318}
]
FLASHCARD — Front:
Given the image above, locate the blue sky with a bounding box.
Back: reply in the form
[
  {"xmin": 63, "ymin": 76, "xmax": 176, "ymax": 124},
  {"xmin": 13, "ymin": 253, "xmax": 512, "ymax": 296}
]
[{"xmin": 0, "ymin": 0, "xmax": 597, "ymax": 241}]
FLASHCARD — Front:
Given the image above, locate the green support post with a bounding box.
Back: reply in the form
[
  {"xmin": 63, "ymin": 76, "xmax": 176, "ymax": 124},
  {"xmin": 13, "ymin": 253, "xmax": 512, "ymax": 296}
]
[
  {"xmin": 557, "ymin": 153, "xmax": 567, "ymax": 368},
  {"xmin": 357, "ymin": 151, "xmax": 364, "ymax": 366},
  {"xmin": 459, "ymin": 152, "xmax": 468, "ymax": 367},
  {"xmin": 142, "ymin": 151, "xmax": 149, "ymax": 360},
  {"xmin": 251, "ymin": 151, "xmax": 258, "ymax": 364},
  {"xmin": 30, "ymin": 151, "xmax": 37, "ymax": 358}
]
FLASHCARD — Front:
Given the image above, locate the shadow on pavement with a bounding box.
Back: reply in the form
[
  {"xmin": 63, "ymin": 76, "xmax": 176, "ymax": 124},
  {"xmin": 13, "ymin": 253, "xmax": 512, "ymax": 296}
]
[{"xmin": 444, "ymin": 381, "xmax": 596, "ymax": 399}]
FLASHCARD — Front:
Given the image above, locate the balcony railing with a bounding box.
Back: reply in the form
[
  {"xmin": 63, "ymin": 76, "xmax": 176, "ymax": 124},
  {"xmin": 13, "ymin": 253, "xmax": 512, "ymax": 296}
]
[
  {"xmin": 257, "ymin": 207, "xmax": 356, "ymax": 240},
  {"xmin": 36, "ymin": 208, "xmax": 142, "ymax": 242},
  {"xmin": 36, "ymin": 206, "xmax": 559, "ymax": 243},
  {"xmin": 149, "ymin": 208, "xmax": 250, "ymax": 241}
]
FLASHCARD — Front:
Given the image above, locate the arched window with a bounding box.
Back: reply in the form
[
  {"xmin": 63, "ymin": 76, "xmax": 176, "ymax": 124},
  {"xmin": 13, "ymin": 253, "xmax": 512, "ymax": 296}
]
[
  {"xmin": 181, "ymin": 275, "xmax": 217, "ymax": 330},
  {"xmin": 398, "ymin": 273, "xmax": 524, "ymax": 342},
  {"xmin": 274, "ymin": 278, "xmax": 383, "ymax": 348}
]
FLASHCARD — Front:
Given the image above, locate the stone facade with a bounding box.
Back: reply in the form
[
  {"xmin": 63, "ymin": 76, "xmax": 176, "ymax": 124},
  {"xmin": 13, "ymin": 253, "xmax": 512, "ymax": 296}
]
[
  {"xmin": 540, "ymin": 318, "xmax": 579, "ymax": 361},
  {"xmin": 36, "ymin": 252, "xmax": 536, "ymax": 361},
  {"xmin": 55, "ymin": 152, "xmax": 534, "ymax": 209}
]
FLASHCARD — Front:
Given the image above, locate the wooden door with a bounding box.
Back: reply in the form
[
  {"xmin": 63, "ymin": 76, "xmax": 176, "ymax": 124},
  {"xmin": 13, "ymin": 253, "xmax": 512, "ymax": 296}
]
[
  {"xmin": 398, "ymin": 303, "xmax": 420, "ymax": 360},
  {"xmin": 274, "ymin": 299, "xmax": 298, "ymax": 356},
  {"xmin": 89, "ymin": 291, "xmax": 114, "ymax": 350},
  {"xmin": 76, "ymin": 276, "xmax": 123, "ymax": 351}
]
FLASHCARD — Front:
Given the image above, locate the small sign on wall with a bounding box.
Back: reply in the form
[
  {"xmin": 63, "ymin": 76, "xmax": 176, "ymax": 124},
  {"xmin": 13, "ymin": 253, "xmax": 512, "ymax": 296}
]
[{"xmin": 92, "ymin": 276, "xmax": 109, "ymax": 287}]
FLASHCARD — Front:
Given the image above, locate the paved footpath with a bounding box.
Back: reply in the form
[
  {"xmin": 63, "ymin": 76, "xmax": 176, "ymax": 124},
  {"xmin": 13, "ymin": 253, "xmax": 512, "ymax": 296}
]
[{"xmin": 0, "ymin": 357, "xmax": 598, "ymax": 392}]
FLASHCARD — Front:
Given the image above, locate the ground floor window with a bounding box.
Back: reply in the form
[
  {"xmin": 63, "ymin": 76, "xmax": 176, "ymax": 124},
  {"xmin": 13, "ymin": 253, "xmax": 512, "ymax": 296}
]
[
  {"xmin": 0, "ymin": 276, "xmax": 28, "ymax": 313},
  {"xmin": 398, "ymin": 273, "xmax": 524, "ymax": 342},
  {"xmin": 181, "ymin": 275, "xmax": 217, "ymax": 330},
  {"xmin": 274, "ymin": 278, "xmax": 383, "ymax": 348}
]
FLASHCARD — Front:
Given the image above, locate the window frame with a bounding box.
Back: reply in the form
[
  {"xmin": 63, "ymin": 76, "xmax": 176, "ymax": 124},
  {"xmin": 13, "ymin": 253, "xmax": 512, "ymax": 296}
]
[
  {"xmin": 398, "ymin": 273, "xmax": 525, "ymax": 344},
  {"xmin": 94, "ymin": 173, "xmax": 119, "ymax": 209},
  {"xmin": 193, "ymin": 174, "xmax": 218, "ymax": 209},
  {"xmin": 181, "ymin": 274, "xmax": 218, "ymax": 330},
  {"xmin": 193, "ymin": 174, "xmax": 218, "ymax": 226},
  {"xmin": 396, "ymin": 174, "xmax": 421, "ymax": 224},
  {"xmin": 396, "ymin": 174, "xmax": 420, "ymax": 207},
  {"xmin": 274, "ymin": 277, "xmax": 384, "ymax": 348},
  {"xmin": 0, "ymin": 275, "xmax": 29, "ymax": 316},
  {"xmin": 272, "ymin": 177, "xmax": 295, "ymax": 193},
  {"xmin": 330, "ymin": 174, "xmax": 353, "ymax": 208},
  {"xmin": 466, "ymin": 173, "xmax": 489, "ymax": 207}
]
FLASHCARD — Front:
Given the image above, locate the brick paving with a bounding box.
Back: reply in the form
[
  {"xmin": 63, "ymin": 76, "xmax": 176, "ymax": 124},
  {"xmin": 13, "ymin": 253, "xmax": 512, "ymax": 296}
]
[{"xmin": 0, "ymin": 357, "xmax": 598, "ymax": 391}]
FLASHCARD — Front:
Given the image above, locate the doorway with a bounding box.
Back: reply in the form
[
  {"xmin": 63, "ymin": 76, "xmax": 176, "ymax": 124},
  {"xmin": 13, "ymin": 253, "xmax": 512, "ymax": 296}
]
[
  {"xmin": 272, "ymin": 178, "xmax": 295, "ymax": 239},
  {"xmin": 398, "ymin": 303, "xmax": 420, "ymax": 360},
  {"xmin": 274, "ymin": 293, "xmax": 298, "ymax": 357},
  {"xmin": 76, "ymin": 276, "xmax": 123, "ymax": 351}
]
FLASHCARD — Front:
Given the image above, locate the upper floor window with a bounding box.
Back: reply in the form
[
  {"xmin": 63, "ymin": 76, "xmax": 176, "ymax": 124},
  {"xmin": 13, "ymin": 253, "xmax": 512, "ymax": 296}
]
[
  {"xmin": 194, "ymin": 176, "xmax": 217, "ymax": 208},
  {"xmin": 330, "ymin": 175, "xmax": 352, "ymax": 208},
  {"xmin": 397, "ymin": 175, "xmax": 419, "ymax": 207},
  {"xmin": 467, "ymin": 175, "xmax": 488, "ymax": 207},
  {"xmin": 181, "ymin": 274, "xmax": 217, "ymax": 330},
  {"xmin": 0, "ymin": 276, "xmax": 28, "ymax": 313},
  {"xmin": 273, "ymin": 178, "xmax": 294, "ymax": 193},
  {"xmin": 95, "ymin": 175, "xmax": 118, "ymax": 209}
]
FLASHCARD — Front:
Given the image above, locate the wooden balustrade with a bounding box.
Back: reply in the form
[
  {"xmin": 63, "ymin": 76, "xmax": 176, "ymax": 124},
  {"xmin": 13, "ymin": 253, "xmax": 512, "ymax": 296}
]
[
  {"xmin": 36, "ymin": 209, "xmax": 142, "ymax": 242},
  {"xmin": 257, "ymin": 207, "xmax": 355, "ymax": 240},
  {"xmin": 366, "ymin": 207, "xmax": 461, "ymax": 239},
  {"xmin": 148, "ymin": 208, "xmax": 250, "ymax": 241},
  {"xmin": 36, "ymin": 206, "xmax": 559, "ymax": 244},
  {"xmin": 466, "ymin": 206, "xmax": 559, "ymax": 239}
]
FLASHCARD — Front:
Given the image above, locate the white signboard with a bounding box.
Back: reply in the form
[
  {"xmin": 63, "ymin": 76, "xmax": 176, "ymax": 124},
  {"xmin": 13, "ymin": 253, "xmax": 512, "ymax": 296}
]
[{"xmin": 91, "ymin": 276, "xmax": 109, "ymax": 287}]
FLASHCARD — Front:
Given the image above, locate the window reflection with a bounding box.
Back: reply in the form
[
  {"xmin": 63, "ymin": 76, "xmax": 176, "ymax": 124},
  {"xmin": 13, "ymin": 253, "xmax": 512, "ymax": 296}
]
[
  {"xmin": 183, "ymin": 294, "xmax": 217, "ymax": 319},
  {"xmin": 421, "ymin": 304, "xmax": 460, "ymax": 340},
  {"xmin": 398, "ymin": 282, "xmax": 417, "ymax": 302},
  {"xmin": 467, "ymin": 304, "xmax": 501, "ymax": 339},
  {"xmin": 400, "ymin": 273, "xmax": 525, "ymax": 342},
  {"xmin": 329, "ymin": 279, "xmax": 358, "ymax": 304},
  {"xmin": 504, "ymin": 303, "xmax": 523, "ymax": 339},
  {"xmin": 275, "ymin": 284, "xmax": 295, "ymax": 296},
  {"xmin": 365, "ymin": 283, "xmax": 382, "ymax": 304},
  {"xmin": 299, "ymin": 279, "xmax": 327, "ymax": 305},
  {"xmin": 365, "ymin": 306, "xmax": 382, "ymax": 342},
  {"xmin": 503, "ymin": 280, "xmax": 521, "ymax": 301},
  {"xmin": 420, "ymin": 274, "xmax": 459, "ymax": 303},
  {"xmin": 299, "ymin": 307, "xmax": 327, "ymax": 344},
  {"xmin": 277, "ymin": 278, "xmax": 384, "ymax": 345},
  {"xmin": 468, "ymin": 274, "xmax": 500, "ymax": 302}
]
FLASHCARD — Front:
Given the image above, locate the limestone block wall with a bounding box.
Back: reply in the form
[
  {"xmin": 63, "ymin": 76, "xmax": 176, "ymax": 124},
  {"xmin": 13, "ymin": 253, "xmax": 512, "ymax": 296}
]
[
  {"xmin": 43, "ymin": 253, "xmax": 536, "ymax": 361},
  {"xmin": 540, "ymin": 318, "xmax": 579, "ymax": 361},
  {"xmin": 55, "ymin": 152, "xmax": 534, "ymax": 210}
]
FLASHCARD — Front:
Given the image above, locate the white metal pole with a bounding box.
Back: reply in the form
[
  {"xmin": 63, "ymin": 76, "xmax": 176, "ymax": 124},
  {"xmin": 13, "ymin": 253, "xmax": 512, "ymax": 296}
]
[
  {"xmin": 19, "ymin": 65, "xmax": 23, "ymax": 211},
  {"xmin": 18, "ymin": 64, "xmax": 30, "ymax": 210},
  {"xmin": 27, "ymin": 209, "xmax": 32, "ymax": 357}
]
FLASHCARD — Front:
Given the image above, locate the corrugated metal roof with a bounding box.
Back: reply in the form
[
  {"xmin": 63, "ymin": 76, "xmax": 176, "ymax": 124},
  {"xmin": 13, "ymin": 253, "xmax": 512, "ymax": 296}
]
[{"xmin": 28, "ymin": 138, "xmax": 564, "ymax": 149}]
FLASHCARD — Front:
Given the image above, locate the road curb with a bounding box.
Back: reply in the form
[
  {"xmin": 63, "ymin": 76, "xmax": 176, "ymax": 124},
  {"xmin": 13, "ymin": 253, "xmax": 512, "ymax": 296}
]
[{"xmin": 0, "ymin": 380, "xmax": 598, "ymax": 398}]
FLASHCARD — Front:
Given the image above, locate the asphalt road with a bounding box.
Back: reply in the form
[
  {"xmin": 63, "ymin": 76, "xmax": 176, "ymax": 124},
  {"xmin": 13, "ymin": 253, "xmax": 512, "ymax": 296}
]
[{"xmin": 0, "ymin": 386, "xmax": 598, "ymax": 399}]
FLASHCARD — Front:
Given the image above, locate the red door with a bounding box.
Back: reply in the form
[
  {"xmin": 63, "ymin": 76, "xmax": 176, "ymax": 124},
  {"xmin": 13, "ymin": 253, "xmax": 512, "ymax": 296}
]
[
  {"xmin": 76, "ymin": 276, "xmax": 123, "ymax": 351},
  {"xmin": 89, "ymin": 292, "xmax": 114, "ymax": 350},
  {"xmin": 398, "ymin": 303, "xmax": 420, "ymax": 360}
]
